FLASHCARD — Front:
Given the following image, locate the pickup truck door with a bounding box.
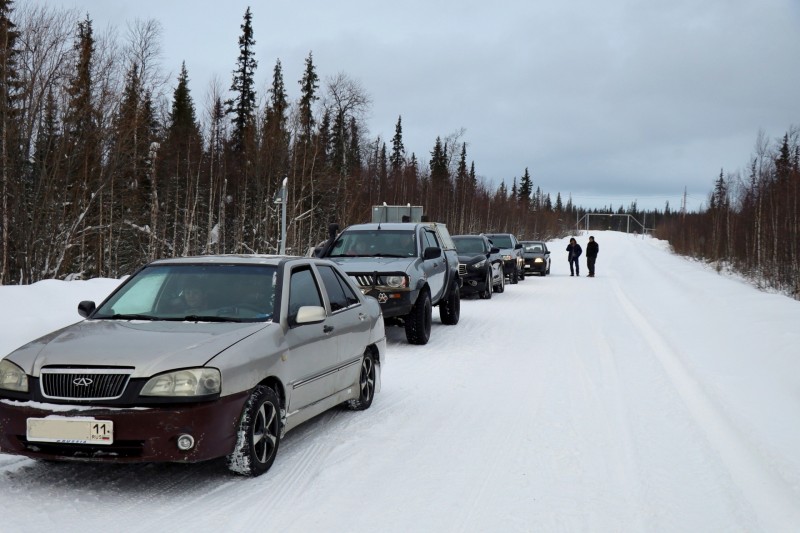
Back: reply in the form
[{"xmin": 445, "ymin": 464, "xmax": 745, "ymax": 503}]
[{"xmin": 421, "ymin": 228, "xmax": 446, "ymax": 303}]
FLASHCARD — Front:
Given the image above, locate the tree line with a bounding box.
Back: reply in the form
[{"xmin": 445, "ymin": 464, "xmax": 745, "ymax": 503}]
[
  {"xmin": 1, "ymin": 3, "xmax": 796, "ymax": 300},
  {"xmin": 0, "ymin": 3, "xmax": 588, "ymax": 284},
  {"xmin": 655, "ymin": 129, "xmax": 800, "ymax": 299}
]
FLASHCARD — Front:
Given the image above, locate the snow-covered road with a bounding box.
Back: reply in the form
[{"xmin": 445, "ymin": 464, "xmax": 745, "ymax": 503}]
[{"xmin": 2, "ymin": 231, "xmax": 799, "ymax": 532}]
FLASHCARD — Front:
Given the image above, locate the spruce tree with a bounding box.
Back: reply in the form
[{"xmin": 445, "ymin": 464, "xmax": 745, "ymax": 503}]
[
  {"xmin": 0, "ymin": 0, "xmax": 21, "ymax": 283},
  {"xmin": 390, "ymin": 116, "xmax": 405, "ymax": 174},
  {"xmin": 226, "ymin": 7, "xmax": 257, "ymax": 154},
  {"xmin": 518, "ymin": 167, "xmax": 532, "ymax": 208},
  {"xmin": 297, "ymin": 51, "xmax": 319, "ymax": 145}
]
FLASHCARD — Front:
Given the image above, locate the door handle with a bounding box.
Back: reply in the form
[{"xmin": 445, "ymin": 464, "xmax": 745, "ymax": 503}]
[{"xmin": 323, "ymin": 325, "xmax": 334, "ymax": 333}]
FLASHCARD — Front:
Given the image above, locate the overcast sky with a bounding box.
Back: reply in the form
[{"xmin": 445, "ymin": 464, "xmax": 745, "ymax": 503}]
[{"xmin": 31, "ymin": 0, "xmax": 800, "ymax": 211}]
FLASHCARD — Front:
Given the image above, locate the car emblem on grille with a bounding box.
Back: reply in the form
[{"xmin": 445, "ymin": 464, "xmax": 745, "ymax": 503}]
[
  {"xmin": 73, "ymin": 377, "xmax": 93, "ymax": 386},
  {"xmin": 377, "ymin": 293, "xmax": 388, "ymax": 304}
]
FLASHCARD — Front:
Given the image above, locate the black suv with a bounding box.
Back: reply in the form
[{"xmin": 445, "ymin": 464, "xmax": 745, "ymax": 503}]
[
  {"xmin": 483, "ymin": 233, "xmax": 525, "ymax": 284},
  {"xmin": 452, "ymin": 234, "xmax": 504, "ymax": 299}
]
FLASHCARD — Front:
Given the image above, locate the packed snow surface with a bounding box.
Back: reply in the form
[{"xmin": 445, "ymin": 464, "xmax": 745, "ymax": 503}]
[{"xmin": 1, "ymin": 231, "xmax": 799, "ymax": 532}]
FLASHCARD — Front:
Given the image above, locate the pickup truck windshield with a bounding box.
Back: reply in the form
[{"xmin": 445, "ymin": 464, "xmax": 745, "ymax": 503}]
[{"xmin": 329, "ymin": 230, "xmax": 417, "ymax": 258}]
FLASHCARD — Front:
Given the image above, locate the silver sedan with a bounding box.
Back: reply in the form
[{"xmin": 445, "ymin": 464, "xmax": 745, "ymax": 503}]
[{"xmin": 0, "ymin": 255, "xmax": 386, "ymax": 476}]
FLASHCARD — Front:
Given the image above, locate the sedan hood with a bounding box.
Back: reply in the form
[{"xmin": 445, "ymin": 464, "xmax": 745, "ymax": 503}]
[
  {"xmin": 457, "ymin": 253, "xmax": 487, "ymax": 263},
  {"xmin": 329, "ymin": 256, "xmax": 417, "ymax": 273},
  {"xmin": 6, "ymin": 319, "xmax": 271, "ymax": 378}
]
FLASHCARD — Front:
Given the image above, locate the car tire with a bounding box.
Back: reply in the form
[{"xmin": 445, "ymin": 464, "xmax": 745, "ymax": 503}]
[
  {"xmin": 346, "ymin": 350, "xmax": 376, "ymax": 410},
  {"xmin": 227, "ymin": 385, "xmax": 281, "ymax": 477},
  {"xmin": 480, "ymin": 270, "xmax": 492, "ymax": 300},
  {"xmin": 405, "ymin": 290, "xmax": 432, "ymax": 345},
  {"xmin": 519, "ymin": 267, "xmax": 525, "ymax": 281},
  {"xmin": 510, "ymin": 269, "xmax": 518, "ymax": 284},
  {"xmin": 494, "ymin": 271, "xmax": 505, "ymax": 293},
  {"xmin": 439, "ymin": 282, "xmax": 461, "ymax": 325}
]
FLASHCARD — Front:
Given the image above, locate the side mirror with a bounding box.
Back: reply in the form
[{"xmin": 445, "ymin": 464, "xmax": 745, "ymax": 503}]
[
  {"xmin": 423, "ymin": 247, "xmax": 442, "ymax": 260},
  {"xmin": 490, "ymin": 247, "xmax": 500, "ymax": 254},
  {"xmin": 78, "ymin": 300, "xmax": 96, "ymax": 318},
  {"xmin": 294, "ymin": 305, "xmax": 326, "ymax": 325},
  {"xmin": 514, "ymin": 243, "xmax": 522, "ymax": 250}
]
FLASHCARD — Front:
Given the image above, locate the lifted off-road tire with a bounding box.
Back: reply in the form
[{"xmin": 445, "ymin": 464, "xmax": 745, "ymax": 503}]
[
  {"xmin": 405, "ymin": 290, "xmax": 432, "ymax": 345},
  {"xmin": 439, "ymin": 283, "xmax": 461, "ymax": 325}
]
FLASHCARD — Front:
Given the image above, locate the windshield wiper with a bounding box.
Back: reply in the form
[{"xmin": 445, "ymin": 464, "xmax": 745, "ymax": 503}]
[
  {"xmin": 371, "ymin": 253, "xmax": 407, "ymax": 258},
  {"xmin": 105, "ymin": 313, "xmax": 158, "ymax": 321},
  {"xmin": 182, "ymin": 315, "xmax": 243, "ymax": 323}
]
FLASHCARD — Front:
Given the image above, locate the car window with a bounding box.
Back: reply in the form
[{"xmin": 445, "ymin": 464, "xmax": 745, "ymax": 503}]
[
  {"xmin": 317, "ymin": 265, "xmax": 359, "ymax": 312},
  {"xmin": 453, "ymin": 238, "xmax": 486, "ymax": 254},
  {"xmin": 288, "ymin": 267, "xmax": 323, "ymax": 322},
  {"xmin": 105, "ymin": 270, "xmax": 167, "ymax": 315},
  {"xmin": 487, "ymin": 235, "xmax": 512, "ymax": 248},
  {"xmin": 329, "ymin": 230, "xmax": 416, "ymax": 257},
  {"xmin": 422, "ymin": 229, "xmax": 440, "ymax": 250}
]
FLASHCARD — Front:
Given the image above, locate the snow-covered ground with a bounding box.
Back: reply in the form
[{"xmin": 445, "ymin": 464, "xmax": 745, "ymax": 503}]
[{"xmin": 1, "ymin": 231, "xmax": 799, "ymax": 532}]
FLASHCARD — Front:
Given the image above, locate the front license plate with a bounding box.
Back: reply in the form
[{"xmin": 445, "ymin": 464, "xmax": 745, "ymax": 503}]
[{"xmin": 27, "ymin": 418, "xmax": 114, "ymax": 445}]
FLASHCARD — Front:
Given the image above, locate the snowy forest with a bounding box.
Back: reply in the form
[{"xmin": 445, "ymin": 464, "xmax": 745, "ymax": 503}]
[{"xmin": 0, "ymin": 3, "xmax": 797, "ymax": 299}]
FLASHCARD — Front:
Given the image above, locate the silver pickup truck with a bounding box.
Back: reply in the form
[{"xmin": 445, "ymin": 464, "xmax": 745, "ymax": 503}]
[{"xmin": 318, "ymin": 221, "xmax": 462, "ymax": 345}]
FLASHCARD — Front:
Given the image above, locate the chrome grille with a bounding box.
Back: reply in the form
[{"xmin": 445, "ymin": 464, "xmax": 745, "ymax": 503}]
[
  {"xmin": 350, "ymin": 274, "xmax": 375, "ymax": 287},
  {"xmin": 40, "ymin": 368, "xmax": 132, "ymax": 400},
  {"xmin": 458, "ymin": 263, "xmax": 467, "ymax": 276}
]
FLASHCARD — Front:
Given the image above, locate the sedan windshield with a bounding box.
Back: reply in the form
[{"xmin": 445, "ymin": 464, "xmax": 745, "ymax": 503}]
[{"xmin": 93, "ymin": 264, "xmax": 277, "ymax": 322}]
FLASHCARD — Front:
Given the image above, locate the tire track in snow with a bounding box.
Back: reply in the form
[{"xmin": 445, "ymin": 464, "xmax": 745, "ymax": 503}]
[{"xmin": 609, "ymin": 280, "xmax": 800, "ymax": 530}]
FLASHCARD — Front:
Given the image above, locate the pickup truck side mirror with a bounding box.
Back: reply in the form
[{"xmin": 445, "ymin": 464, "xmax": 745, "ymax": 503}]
[{"xmin": 423, "ymin": 247, "xmax": 442, "ymax": 260}]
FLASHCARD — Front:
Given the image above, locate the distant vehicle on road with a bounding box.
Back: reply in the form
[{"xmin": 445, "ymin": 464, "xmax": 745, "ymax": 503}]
[
  {"xmin": 484, "ymin": 233, "xmax": 525, "ymax": 284},
  {"xmin": 452, "ymin": 234, "xmax": 504, "ymax": 299},
  {"xmin": 521, "ymin": 240, "xmax": 551, "ymax": 276}
]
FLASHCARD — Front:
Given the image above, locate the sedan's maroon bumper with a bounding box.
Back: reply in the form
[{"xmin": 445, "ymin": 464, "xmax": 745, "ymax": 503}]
[{"xmin": 0, "ymin": 391, "xmax": 249, "ymax": 463}]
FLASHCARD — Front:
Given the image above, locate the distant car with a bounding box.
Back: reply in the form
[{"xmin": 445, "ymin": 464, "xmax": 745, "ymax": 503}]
[
  {"xmin": 483, "ymin": 233, "xmax": 525, "ymax": 284},
  {"xmin": 452, "ymin": 234, "xmax": 504, "ymax": 299},
  {"xmin": 520, "ymin": 240, "xmax": 551, "ymax": 276},
  {"xmin": 0, "ymin": 255, "xmax": 386, "ymax": 477}
]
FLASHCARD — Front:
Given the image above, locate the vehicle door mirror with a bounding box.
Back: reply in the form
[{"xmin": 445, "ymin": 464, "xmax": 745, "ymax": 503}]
[
  {"xmin": 515, "ymin": 243, "xmax": 522, "ymax": 250},
  {"xmin": 490, "ymin": 247, "xmax": 500, "ymax": 254},
  {"xmin": 423, "ymin": 247, "xmax": 442, "ymax": 260},
  {"xmin": 295, "ymin": 305, "xmax": 326, "ymax": 325},
  {"xmin": 78, "ymin": 300, "xmax": 96, "ymax": 318}
]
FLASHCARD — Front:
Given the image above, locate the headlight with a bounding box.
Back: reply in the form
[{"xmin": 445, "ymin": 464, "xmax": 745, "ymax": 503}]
[
  {"xmin": 378, "ymin": 275, "xmax": 408, "ymax": 288},
  {"xmin": 534, "ymin": 258, "xmax": 544, "ymax": 263},
  {"xmin": 471, "ymin": 259, "xmax": 487, "ymax": 269},
  {"xmin": 502, "ymin": 254, "xmax": 512, "ymax": 261},
  {"xmin": 141, "ymin": 368, "xmax": 221, "ymax": 397},
  {"xmin": 0, "ymin": 360, "xmax": 28, "ymax": 392}
]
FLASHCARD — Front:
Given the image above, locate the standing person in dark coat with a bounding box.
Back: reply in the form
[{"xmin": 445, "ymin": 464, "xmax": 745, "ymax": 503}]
[
  {"xmin": 586, "ymin": 235, "xmax": 599, "ymax": 277},
  {"xmin": 566, "ymin": 238, "xmax": 582, "ymax": 276}
]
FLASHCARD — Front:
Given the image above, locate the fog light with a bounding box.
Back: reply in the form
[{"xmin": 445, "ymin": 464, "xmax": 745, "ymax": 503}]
[{"xmin": 177, "ymin": 434, "xmax": 195, "ymax": 451}]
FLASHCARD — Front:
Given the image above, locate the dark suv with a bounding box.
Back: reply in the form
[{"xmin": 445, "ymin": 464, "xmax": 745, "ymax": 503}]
[
  {"xmin": 452, "ymin": 234, "xmax": 504, "ymax": 299},
  {"xmin": 483, "ymin": 233, "xmax": 524, "ymax": 284}
]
